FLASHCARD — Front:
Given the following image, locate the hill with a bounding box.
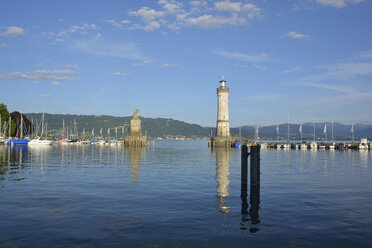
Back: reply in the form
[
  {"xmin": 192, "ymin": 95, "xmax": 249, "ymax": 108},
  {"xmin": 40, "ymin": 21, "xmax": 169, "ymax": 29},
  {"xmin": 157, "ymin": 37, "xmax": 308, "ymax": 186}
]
[{"xmin": 24, "ymin": 113, "xmax": 372, "ymax": 140}]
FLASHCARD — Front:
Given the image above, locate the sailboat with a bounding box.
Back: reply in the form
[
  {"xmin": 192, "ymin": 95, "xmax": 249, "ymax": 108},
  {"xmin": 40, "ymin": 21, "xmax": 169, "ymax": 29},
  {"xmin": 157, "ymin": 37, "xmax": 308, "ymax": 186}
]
[
  {"xmin": 0, "ymin": 115, "xmax": 5, "ymax": 144},
  {"xmin": 309, "ymin": 121, "xmax": 317, "ymax": 150},
  {"xmin": 28, "ymin": 113, "xmax": 53, "ymax": 145},
  {"xmin": 7, "ymin": 113, "xmax": 30, "ymax": 145},
  {"xmin": 329, "ymin": 121, "xmax": 336, "ymax": 150},
  {"xmin": 282, "ymin": 120, "xmax": 291, "ymax": 149}
]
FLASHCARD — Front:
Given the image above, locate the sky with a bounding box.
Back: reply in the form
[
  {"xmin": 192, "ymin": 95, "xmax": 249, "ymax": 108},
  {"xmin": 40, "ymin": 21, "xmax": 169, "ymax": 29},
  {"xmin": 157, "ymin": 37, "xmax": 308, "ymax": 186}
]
[{"xmin": 0, "ymin": 0, "xmax": 371, "ymax": 127}]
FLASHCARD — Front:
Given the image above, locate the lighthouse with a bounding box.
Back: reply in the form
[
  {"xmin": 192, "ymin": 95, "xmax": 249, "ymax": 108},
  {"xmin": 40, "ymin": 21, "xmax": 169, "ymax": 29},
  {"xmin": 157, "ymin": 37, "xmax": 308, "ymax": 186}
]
[{"xmin": 216, "ymin": 75, "xmax": 230, "ymax": 137}]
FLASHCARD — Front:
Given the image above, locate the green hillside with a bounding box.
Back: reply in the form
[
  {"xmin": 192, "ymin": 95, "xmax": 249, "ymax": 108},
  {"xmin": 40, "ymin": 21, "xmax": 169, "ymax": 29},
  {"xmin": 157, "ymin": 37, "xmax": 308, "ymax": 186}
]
[{"xmin": 24, "ymin": 113, "xmax": 213, "ymax": 139}]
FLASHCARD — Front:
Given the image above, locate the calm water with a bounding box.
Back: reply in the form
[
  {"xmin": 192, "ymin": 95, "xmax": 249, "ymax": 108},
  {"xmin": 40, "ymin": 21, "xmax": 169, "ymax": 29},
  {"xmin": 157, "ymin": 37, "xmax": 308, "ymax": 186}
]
[{"xmin": 1, "ymin": 141, "xmax": 371, "ymax": 248}]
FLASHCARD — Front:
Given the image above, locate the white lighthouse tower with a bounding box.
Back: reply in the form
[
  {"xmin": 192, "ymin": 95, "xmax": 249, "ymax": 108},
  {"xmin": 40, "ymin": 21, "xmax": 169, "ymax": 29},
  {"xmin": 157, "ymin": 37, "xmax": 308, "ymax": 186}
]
[{"xmin": 216, "ymin": 75, "xmax": 230, "ymax": 137}]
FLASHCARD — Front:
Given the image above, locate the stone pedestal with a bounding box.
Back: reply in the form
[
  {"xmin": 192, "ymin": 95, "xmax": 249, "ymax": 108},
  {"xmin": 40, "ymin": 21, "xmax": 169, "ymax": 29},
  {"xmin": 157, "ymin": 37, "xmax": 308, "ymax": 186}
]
[{"xmin": 125, "ymin": 109, "xmax": 147, "ymax": 147}]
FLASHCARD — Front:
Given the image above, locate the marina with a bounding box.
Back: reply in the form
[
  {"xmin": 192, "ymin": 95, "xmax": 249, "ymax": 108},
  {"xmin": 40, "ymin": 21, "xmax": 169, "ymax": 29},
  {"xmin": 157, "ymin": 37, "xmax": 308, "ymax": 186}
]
[{"xmin": 0, "ymin": 140, "xmax": 371, "ymax": 247}]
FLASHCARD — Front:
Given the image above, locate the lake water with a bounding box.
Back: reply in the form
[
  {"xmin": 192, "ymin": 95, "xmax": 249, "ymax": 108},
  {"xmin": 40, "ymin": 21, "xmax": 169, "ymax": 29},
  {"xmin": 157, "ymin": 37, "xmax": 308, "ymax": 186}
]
[{"xmin": 1, "ymin": 140, "xmax": 371, "ymax": 248}]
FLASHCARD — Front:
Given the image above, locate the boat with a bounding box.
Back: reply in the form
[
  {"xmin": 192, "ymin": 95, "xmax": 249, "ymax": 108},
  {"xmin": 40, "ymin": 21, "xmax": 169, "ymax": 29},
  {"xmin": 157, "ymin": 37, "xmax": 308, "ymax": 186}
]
[
  {"xmin": 359, "ymin": 138, "xmax": 369, "ymax": 150},
  {"xmin": 7, "ymin": 113, "xmax": 30, "ymax": 145},
  {"xmin": 28, "ymin": 137, "xmax": 53, "ymax": 145},
  {"xmin": 28, "ymin": 113, "xmax": 54, "ymax": 145},
  {"xmin": 294, "ymin": 143, "xmax": 300, "ymax": 149},
  {"xmin": 337, "ymin": 143, "xmax": 346, "ymax": 150},
  {"xmin": 329, "ymin": 143, "xmax": 336, "ymax": 150},
  {"xmin": 300, "ymin": 142, "xmax": 308, "ymax": 150},
  {"xmin": 318, "ymin": 142, "xmax": 326, "ymax": 150},
  {"xmin": 7, "ymin": 138, "xmax": 29, "ymax": 145},
  {"xmin": 309, "ymin": 141, "xmax": 318, "ymax": 150},
  {"xmin": 276, "ymin": 143, "xmax": 282, "ymax": 149},
  {"xmin": 283, "ymin": 143, "xmax": 291, "ymax": 149}
]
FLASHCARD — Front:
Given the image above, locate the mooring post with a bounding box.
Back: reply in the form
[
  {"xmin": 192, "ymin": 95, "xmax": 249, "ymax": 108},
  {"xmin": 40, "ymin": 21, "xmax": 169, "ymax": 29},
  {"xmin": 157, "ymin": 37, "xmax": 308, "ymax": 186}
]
[
  {"xmin": 250, "ymin": 145, "xmax": 260, "ymax": 187},
  {"xmin": 249, "ymin": 144, "xmax": 261, "ymax": 227},
  {"xmin": 241, "ymin": 144, "xmax": 249, "ymax": 215}
]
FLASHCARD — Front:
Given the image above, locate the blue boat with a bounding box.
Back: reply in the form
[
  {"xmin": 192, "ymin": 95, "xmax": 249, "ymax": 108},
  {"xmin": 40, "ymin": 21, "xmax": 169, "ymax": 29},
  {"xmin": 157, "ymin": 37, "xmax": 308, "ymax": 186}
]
[
  {"xmin": 7, "ymin": 138, "xmax": 30, "ymax": 145},
  {"xmin": 6, "ymin": 113, "xmax": 30, "ymax": 145},
  {"xmin": 234, "ymin": 141, "xmax": 243, "ymax": 148}
]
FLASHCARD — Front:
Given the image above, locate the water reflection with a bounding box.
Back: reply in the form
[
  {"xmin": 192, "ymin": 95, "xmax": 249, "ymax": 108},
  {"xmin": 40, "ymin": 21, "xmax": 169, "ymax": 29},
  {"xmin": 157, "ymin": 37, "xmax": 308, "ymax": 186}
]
[
  {"xmin": 240, "ymin": 147, "xmax": 261, "ymax": 233},
  {"xmin": 0, "ymin": 145, "xmax": 29, "ymax": 177},
  {"xmin": 214, "ymin": 148, "xmax": 231, "ymax": 214},
  {"xmin": 127, "ymin": 147, "xmax": 145, "ymax": 181}
]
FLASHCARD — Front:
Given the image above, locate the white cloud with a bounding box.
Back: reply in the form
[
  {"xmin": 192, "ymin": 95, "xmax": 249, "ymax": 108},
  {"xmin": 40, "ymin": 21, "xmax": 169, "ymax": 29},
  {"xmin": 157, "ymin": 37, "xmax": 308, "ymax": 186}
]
[
  {"xmin": 0, "ymin": 43, "xmax": 10, "ymax": 47},
  {"xmin": 103, "ymin": 19, "xmax": 123, "ymax": 29},
  {"xmin": 59, "ymin": 64, "xmax": 79, "ymax": 68},
  {"xmin": 285, "ymin": 31, "xmax": 308, "ymax": 39},
  {"xmin": 143, "ymin": 21, "xmax": 161, "ymax": 31},
  {"xmin": 214, "ymin": 0, "xmax": 260, "ymax": 16},
  {"xmin": 253, "ymin": 64, "xmax": 267, "ymax": 70},
  {"xmin": 133, "ymin": 60, "xmax": 151, "ymax": 66},
  {"xmin": 186, "ymin": 13, "xmax": 245, "ymax": 28},
  {"xmin": 52, "ymin": 81, "xmax": 60, "ymax": 85},
  {"xmin": 314, "ymin": 63, "xmax": 372, "ymax": 80},
  {"xmin": 37, "ymin": 94, "xmax": 53, "ymax": 98},
  {"xmin": 95, "ymin": 33, "xmax": 102, "ymax": 39},
  {"xmin": 214, "ymin": 0, "xmax": 242, "ymax": 12},
  {"xmin": 72, "ymin": 39, "xmax": 146, "ymax": 61},
  {"xmin": 49, "ymin": 23, "xmax": 99, "ymax": 41},
  {"xmin": 55, "ymin": 38, "xmax": 65, "ymax": 42},
  {"xmin": 35, "ymin": 69, "xmax": 76, "ymax": 74},
  {"xmin": 302, "ymin": 82, "xmax": 355, "ymax": 93},
  {"xmin": 159, "ymin": 0, "xmax": 184, "ymax": 13},
  {"xmin": 315, "ymin": 0, "xmax": 364, "ymax": 8},
  {"xmin": 214, "ymin": 49, "xmax": 269, "ymax": 62},
  {"xmin": 298, "ymin": 62, "xmax": 372, "ymax": 94},
  {"xmin": 129, "ymin": 7, "xmax": 165, "ymax": 23},
  {"xmin": 356, "ymin": 49, "xmax": 372, "ymax": 58},
  {"xmin": 159, "ymin": 63, "xmax": 177, "ymax": 68},
  {"xmin": 280, "ymin": 66, "xmax": 302, "ymax": 74},
  {"xmin": 0, "ymin": 69, "xmax": 79, "ymax": 81},
  {"xmin": 126, "ymin": 0, "xmax": 260, "ymax": 31},
  {"xmin": 1, "ymin": 26, "xmax": 24, "ymax": 36},
  {"xmin": 107, "ymin": 72, "xmax": 128, "ymax": 76}
]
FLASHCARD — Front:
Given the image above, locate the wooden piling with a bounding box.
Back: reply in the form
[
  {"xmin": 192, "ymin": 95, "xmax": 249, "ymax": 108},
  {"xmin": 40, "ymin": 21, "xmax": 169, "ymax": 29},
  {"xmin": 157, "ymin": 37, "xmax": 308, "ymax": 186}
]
[{"xmin": 250, "ymin": 145, "xmax": 260, "ymax": 187}]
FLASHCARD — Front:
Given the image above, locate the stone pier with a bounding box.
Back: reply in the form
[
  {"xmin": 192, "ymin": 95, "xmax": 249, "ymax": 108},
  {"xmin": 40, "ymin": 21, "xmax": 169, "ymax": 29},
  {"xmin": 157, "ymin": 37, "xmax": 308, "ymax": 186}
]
[{"xmin": 124, "ymin": 109, "xmax": 147, "ymax": 147}]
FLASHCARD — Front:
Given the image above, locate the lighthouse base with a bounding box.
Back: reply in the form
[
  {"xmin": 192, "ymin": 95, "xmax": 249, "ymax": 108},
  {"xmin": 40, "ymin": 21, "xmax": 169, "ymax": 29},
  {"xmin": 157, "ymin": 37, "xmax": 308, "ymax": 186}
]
[
  {"xmin": 124, "ymin": 135, "xmax": 147, "ymax": 147},
  {"xmin": 210, "ymin": 136, "xmax": 240, "ymax": 148}
]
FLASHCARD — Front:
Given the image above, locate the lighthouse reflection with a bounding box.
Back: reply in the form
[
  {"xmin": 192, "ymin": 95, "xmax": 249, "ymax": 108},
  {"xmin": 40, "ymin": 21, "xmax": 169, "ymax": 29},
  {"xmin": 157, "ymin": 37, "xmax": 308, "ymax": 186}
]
[
  {"xmin": 127, "ymin": 147, "xmax": 144, "ymax": 181},
  {"xmin": 215, "ymin": 147, "xmax": 231, "ymax": 214}
]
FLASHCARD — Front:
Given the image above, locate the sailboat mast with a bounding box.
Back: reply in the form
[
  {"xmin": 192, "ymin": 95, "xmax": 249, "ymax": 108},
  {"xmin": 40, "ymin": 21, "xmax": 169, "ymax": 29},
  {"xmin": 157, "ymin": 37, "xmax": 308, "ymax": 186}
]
[
  {"xmin": 41, "ymin": 112, "xmax": 45, "ymax": 136},
  {"xmin": 62, "ymin": 119, "xmax": 65, "ymax": 139},
  {"xmin": 20, "ymin": 114, "xmax": 23, "ymax": 139},
  {"xmin": 9, "ymin": 117, "xmax": 11, "ymax": 137},
  {"xmin": 313, "ymin": 121, "xmax": 316, "ymax": 142},
  {"xmin": 332, "ymin": 121, "xmax": 334, "ymax": 141}
]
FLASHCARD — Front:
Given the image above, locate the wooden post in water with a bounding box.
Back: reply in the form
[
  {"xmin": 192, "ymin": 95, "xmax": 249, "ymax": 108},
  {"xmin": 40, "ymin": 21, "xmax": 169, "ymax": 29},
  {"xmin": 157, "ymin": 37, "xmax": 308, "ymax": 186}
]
[
  {"xmin": 241, "ymin": 144, "xmax": 249, "ymax": 215},
  {"xmin": 250, "ymin": 145, "xmax": 260, "ymax": 187},
  {"xmin": 249, "ymin": 144, "xmax": 260, "ymax": 227}
]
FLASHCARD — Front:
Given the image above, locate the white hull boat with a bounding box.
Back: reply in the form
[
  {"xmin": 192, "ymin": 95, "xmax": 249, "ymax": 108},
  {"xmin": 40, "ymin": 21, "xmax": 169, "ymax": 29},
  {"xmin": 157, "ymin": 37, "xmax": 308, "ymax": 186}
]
[
  {"xmin": 283, "ymin": 143, "xmax": 291, "ymax": 149},
  {"xmin": 359, "ymin": 138, "xmax": 369, "ymax": 150},
  {"xmin": 28, "ymin": 137, "xmax": 54, "ymax": 145},
  {"xmin": 310, "ymin": 142, "xmax": 318, "ymax": 150},
  {"xmin": 300, "ymin": 143, "xmax": 308, "ymax": 150}
]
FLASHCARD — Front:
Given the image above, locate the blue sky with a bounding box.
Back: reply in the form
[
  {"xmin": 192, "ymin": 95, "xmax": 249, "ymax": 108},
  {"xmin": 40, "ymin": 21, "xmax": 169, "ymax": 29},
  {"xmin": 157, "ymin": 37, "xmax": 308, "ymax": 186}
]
[{"xmin": 0, "ymin": 0, "xmax": 371, "ymax": 127}]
